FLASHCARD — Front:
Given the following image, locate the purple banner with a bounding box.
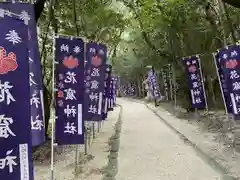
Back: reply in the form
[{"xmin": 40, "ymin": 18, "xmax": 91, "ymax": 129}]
[
  {"xmin": 128, "ymin": 83, "xmax": 136, "ymax": 97},
  {"xmin": 0, "ymin": 2, "xmax": 45, "ymax": 146},
  {"xmin": 183, "ymin": 55, "xmax": 206, "ymax": 109},
  {"xmin": 102, "ymin": 64, "xmax": 111, "ymax": 120},
  {"xmin": 110, "ymin": 76, "xmax": 116, "ymax": 108},
  {"xmin": 108, "ymin": 77, "xmax": 114, "ymax": 111},
  {"xmin": 214, "ymin": 52, "xmax": 232, "ymax": 113},
  {"xmin": 113, "ymin": 77, "xmax": 117, "ymax": 106},
  {"xmin": 123, "ymin": 83, "xmax": 129, "ymax": 96},
  {"xmin": 111, "ymin": 76, "xmax": 118, "ymax": 106},
  {"xmin": 105, "ymin": 65, "xmax": 112, "ymax": 112},
  {"xmin": 115, "ymin": 76, "xmax": 120, "ymax": 92},
  {"xmin": 218, "ymin": 45, "xmax": 240, "ymax": 119},
  {"xmin": 84, "ymin": 42, "xmax": 107, "ymax": 121},
  {"xmin": 55, "ymin": 36, "xmax": 85, "ymax": 145},
  {"xmin": 115, "ymin": 76, "xmax": 120, "ymax": 97},
  {"xmin": 0, "ymin": 16, "xmax": 33, "ymax": 180},
  {"xmin": 147, "ymin": 69, "xmax": 161, "ymax": 98},
  {"xmin": 161, "ymin": 69, "xmax": 169, "ymax": 98},
  {"xmin": 101, "ymin": 65, "xmax": 107, "ymax": 120},
  {"xmin": 119, "ymin": 79, "xmax": 129, "ymax": 97}
]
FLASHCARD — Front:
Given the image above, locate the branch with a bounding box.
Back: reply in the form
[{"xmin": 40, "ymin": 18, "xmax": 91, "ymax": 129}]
[
  {"xmin": 132, "ymin": 6, "xmax": 168, "ymax": 57},
  {"xmin": 101, "ymin": 0, "xmax": 112, "ymax": 5},
  {"xmin": 110, "ymin": 30, "xmax": 123, "ymax": 65},
  {"xmin": 121, "ymin": 0, "xmax": 169, "ymax": 57}
]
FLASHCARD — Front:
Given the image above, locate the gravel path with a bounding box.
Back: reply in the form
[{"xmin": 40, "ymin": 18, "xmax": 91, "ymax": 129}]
[
  {"xmin": 77, "ymin": 107, "xmax": 120, "ymax": 180},
  {"xmin": 34, "ymin": 107, "xmax": 120, "ymax": 180},
  {"xmin": 116, "ymin": 99, "xmax": 222, "ymax": 180}
]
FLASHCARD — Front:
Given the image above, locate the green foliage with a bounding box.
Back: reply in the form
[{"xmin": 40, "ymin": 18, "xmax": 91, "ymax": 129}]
[
  {"xmin": 38, "ymin": 0, "xmax": 240, "ymax": 111},
  {"xmin": 38, "ymin": 0, "xmax": 129, "ymax": 89},
  {"xmin": 113, "ymin": 0, "xmax": 240, "ymax": 109}
]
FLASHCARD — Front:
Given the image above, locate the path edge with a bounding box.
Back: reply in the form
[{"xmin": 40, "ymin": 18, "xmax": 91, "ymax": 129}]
[
  {"xmin": 101, "ymin": 104, "xmax": 123, "ymax": 180},
  {"xmin": 145, "ymin": 103, "xmax": 239, "ymax": 180}
]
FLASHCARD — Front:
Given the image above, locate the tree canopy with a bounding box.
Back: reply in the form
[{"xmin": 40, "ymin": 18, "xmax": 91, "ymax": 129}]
[{"xmin": 38, "ymin": 0, "xmax": 240, "ymax": 121}]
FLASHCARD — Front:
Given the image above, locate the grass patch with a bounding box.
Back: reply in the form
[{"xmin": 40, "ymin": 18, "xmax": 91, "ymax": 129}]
[{"xmin": 101, "ymin": 106, "xmax": 122, "ymax": 180}]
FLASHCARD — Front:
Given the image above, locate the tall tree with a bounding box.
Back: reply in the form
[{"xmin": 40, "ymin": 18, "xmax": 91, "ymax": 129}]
[{"xmin": 35, "ymin": 0, "xmax": 47, "ymax": 21}]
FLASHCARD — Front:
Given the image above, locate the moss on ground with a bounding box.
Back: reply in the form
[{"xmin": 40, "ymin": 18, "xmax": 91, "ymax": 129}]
[{"xmin": 101, "ymin": 109, "xmax": 122, "ymax": 180}]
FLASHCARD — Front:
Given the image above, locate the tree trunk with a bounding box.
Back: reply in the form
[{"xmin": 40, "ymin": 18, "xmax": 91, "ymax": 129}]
[
  {"xmin": 42, "ymin": 0, "xmax": 57, "ymax": 139},
  {"xmin": 44, "ymin": 86, "xmax": 51, "ymax": 139},
  {"xmin": 34, "ymin": 0, "xmax": 47, "ymax": 22},
  {"xmin": 217, "ymin": 0, "xmax": 227, "ymax": 46}
]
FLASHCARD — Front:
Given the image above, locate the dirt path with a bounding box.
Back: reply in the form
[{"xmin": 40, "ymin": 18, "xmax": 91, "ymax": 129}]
[
  {"xmin": 34, "ymin": 107, "xmax": 120, "ymax": 180},
  {"xmin": 116, "ymin": 99, "xmax": 223, "ymax": 180}
]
